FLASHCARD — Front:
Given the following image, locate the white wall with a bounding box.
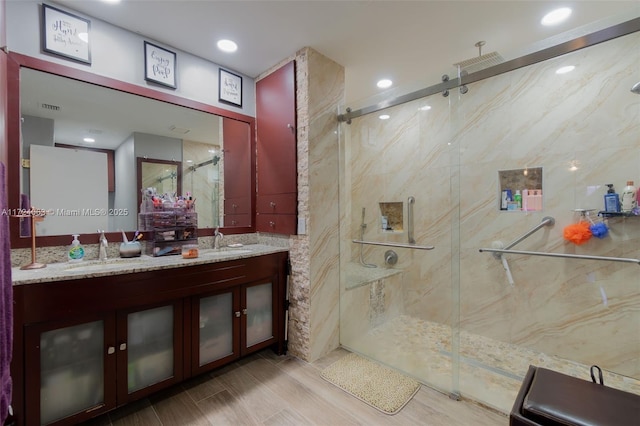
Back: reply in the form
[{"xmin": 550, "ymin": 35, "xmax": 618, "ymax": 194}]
[{"xmin": 6, "ymin": 1, "xmax": 255, "ymax": 117}]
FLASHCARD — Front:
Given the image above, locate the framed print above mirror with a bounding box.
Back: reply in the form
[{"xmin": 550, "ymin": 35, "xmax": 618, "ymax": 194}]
[
  {"xmin": 219, "ymin": 68, "xmax": 242, "ymax": 107},
  {"xmin": 41, "ymin": 4, "xmax": 91, "ymax": 64},
  {"xmin": 144, "ymin": 41, "xmax": 177, "ymax": 89}
]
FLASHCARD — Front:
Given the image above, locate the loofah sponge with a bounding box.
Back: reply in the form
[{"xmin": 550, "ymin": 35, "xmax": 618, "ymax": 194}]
[
  {"xmin": 589, "ymin": 222, "xmax": 609, "ymax": 239},
  {"xmin": 563, "ymin": 222, "xmax": 592, "ymax": 245}
]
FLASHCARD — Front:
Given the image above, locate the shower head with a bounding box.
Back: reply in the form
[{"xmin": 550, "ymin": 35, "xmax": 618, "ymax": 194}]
[{"xmin": 631, "ymin": 81, "xmax": 640, "ymax": 94}]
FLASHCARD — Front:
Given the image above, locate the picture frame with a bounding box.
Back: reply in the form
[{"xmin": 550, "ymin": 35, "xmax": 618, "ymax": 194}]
[
  {"xmin": 42, "ymin": 4, "xmax": 91, "ymax": 64},
  {"xmin": 219, "ymin": 68, "xmax": 243, "ymax": 107},
  {"xmin": 144, "ymin": 41, "xmax": 177, "ymax": 89}
]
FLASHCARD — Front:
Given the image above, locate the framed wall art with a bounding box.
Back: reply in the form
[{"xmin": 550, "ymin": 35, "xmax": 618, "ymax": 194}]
[
  {"xmin": 42, "ymin": 4, "xmax": 91, "ymax": 64},
  {"xmin": 219, "ymin": 68, "xmax": 243, "ymax": 107},
  {"xmin": 144, "ymin": 41, "xmax": 177, "ymax": 89}
]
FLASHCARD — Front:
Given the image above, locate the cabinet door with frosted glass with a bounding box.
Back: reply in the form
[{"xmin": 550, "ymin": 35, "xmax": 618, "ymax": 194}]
[
  {"xmin": 242, "ymin": 279, "xmax": 278, "ymax": 354},
  {"xmin": 116, "ymin": 301, "xmax": 183, "ymax": 403},
  {"xmin": 191, "ymin": 288, "xmax": 240, "ymax": 375},
  {"xmin": 25, "ymin": 314, "xmax": 117, "ymax": 426}
]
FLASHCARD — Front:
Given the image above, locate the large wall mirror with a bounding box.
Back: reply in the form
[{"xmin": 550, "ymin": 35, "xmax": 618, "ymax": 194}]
[{"xmin": 7, "ymin": 54, "xmax": 255, "ymax": 248}]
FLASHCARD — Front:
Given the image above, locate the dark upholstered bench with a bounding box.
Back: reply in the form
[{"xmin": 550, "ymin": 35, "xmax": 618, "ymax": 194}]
[{"xmin": 510, "ymin": 365, "xmax": 640, "ymax": 426}]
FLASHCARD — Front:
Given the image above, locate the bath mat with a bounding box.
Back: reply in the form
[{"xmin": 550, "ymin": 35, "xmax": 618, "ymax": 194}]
[{"xmin": 320, "ymin": 353, "xmax": 420, "ymax": 415}]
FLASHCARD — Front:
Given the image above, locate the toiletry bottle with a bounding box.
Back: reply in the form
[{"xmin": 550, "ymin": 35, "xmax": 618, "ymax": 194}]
[
  {"xmin": 381, "ymin": 216, "xmax": 388, "ymax": 230},
  {"xmin": 521, "ymin": 189, "xmax": 529, "ymax": 211},
  {"xmin": 68, "ymin": 234, "xmax": 85, "ymax": 262},
  {"xmin": 621, "ymin": 180, "xmax": 637, "ymax": 212},
  {"xmin": 532, "ymin": 190, "xmax": 542, "ymax": 211},
  {"xmin": 603, "ymin": 184, "xmax": 620, "ymax": 213},
  {"xmin": 514, "ymin": 190, "xmax": 522, "ymax": 210}
]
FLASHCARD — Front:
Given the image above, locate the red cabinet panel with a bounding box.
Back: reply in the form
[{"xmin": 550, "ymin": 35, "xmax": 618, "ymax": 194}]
[{"xmin": 256, "ymin": 60, "xmax": 297, "ymax": 234}]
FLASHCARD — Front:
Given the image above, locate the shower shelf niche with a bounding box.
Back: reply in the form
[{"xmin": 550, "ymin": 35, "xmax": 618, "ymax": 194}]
[
  {"xmin": 379, "ymin": 202, "xmax": 403, "ymax": 232},
  {"xmin": 498, "ymin": 167, "xmax": 543, "ymax": 212}
]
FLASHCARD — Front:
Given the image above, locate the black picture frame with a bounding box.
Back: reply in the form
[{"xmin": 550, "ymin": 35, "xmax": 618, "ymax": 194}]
[
  {"xmin": 144, "ymin": 41, "xmax": 177, "ymax": 89},
  {"xmin": 41, "ymin": 4, "xmax": 91, "ymax": 64},
  {"xmin": 219, "ymin": 68, "xmax": 243, "ymax": 107}
]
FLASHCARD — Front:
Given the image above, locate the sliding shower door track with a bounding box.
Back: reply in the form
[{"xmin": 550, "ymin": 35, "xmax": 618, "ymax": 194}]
[{"xmin": 338, "ymin": 17, "xmax": 640, "ymax": 123}]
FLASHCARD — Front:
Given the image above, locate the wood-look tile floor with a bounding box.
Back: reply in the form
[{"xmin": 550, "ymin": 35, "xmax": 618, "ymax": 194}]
[{"xmin": 84, "ymin": 348, "xmax": 508, "ymax": 426}]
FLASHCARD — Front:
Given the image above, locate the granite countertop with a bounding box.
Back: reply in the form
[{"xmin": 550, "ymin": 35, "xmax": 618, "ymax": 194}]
[{"xmin": 12, "ymin": 244, "xmax": 289, "ymax": 286}]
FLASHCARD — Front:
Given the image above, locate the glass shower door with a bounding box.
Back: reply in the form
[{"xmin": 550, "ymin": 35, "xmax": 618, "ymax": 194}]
[{"xmin": 338, "ymin": 77, "xmax": 462, "ymax": 396}]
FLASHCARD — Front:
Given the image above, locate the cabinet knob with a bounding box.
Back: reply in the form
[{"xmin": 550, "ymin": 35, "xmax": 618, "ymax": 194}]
[
  {"xmin": 232, "ymin": 204, "xmax": 237, "ymax": 210},
  {"xmin": 242, "ymin": 308, "xmax": 248, "ymax": 315},
  {"xmin": 269, "ymin": 221, "xmax": 275, "ymax": 228},
  {"xmin": 235, "ymin": 311, "xmax": 241, "ymax": 317},
  {"xmin": 231, "ymin": 220, "xmax": 237, "ymax": 225},
  {"xmin": 270, "ymin": 202, "xmax": 276, "ymax": 209},
  {"xmin": 119, "ymin": 343, "xmax": 127, "ymax": 351},
  {"xmin": 107, "ymin": 346, "xmax": 115, "ymax": 355}
]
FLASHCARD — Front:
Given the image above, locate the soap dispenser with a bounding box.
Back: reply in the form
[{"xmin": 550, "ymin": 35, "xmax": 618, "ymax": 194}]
[
  {"xmin": 604, "ymin": 184, "xmax": 620, "ymax": 213},
  {"xmin": 68, "ymin": 234, "xmax": 85, "ymax": 262}
]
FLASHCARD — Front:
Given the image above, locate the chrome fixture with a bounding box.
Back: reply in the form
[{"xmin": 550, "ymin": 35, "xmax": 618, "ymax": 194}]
[
  {"xmin": 358, "ymin": 207, "xmax": 377, "ymax": 268},
  {"xmin": 631, "ymin": 81, "xmax": 640, "ymax": 94},
  {"xmin": 384, "ymin": 250, "xmax": 398, "ymax": 266},
  {"xmin": 407, "ymin": 196, "xmax": 416, "ymax": 244},
  {"xmin": 213, "ymin": 227, "xmax": 224, "ymax": 249},
  {"xmin": 480, "ymin": 216, "xmax": 555, "ymax": 285},
  {"xmin": 480, "ymin": 248, "xmax": 640, "ymax": 266},
  {"xmin": 352, "ymin": 240, "xmax": 435, "ymax": 250},
  {"xmin": 98, "ymin": 229, "xmax": 108, "ymax": 261}
]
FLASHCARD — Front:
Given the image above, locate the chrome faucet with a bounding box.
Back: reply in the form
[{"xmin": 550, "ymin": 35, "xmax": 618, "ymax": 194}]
[
  {"xmin": 213, "ymin": 227, "xmax": 224, "ymax": 250},
  {"xmin": 98, "ymin": 230, "xmax": 108, "ymax": 261}
]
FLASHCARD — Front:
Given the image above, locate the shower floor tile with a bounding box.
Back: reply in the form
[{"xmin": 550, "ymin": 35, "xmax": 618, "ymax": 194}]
[{"xmin": 343, "ymin": 315, "xmax": 640, "ymax": 414}]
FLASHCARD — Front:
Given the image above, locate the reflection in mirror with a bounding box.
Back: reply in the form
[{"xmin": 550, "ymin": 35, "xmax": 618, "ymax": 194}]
[
  {"xmin": 19, "ymin": 67, "xmax": 251, "ymax": 238},
  {"xmin": 137, "ymin": 158, "xmax": 182, "ymax": 214}
]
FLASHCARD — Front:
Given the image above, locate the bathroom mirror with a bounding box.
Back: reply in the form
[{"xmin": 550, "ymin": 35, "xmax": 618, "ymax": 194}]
[{"xmin": 9, "ymin": 55, "xmax": 255, "ymax": 247}]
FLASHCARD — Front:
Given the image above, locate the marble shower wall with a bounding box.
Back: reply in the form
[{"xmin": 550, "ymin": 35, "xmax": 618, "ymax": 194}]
[{"xmin": 342, "ymin": 32, "xmax": 640, "ymax": 378}]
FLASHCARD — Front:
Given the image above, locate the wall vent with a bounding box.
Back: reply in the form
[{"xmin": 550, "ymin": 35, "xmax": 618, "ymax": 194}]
[{"xmin": 40, "ymin": 103, "xmax": 61, "ymax": 111}]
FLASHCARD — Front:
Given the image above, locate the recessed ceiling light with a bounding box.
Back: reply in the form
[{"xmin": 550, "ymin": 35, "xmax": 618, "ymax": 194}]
[
  {"xmin": 556, "ymin": 65, "xmax": 575, "ymax": 74},
  {"xmin": 419, "ymin": 105, "xmax": 432, "ymax": 111},
  {"xmin": 541, "ymin": 7, "xmax": 572, "ymax": 26},
  {"xmin": 377, "ymin": 79, "xmax": 392, "ymax": 89},
  {"xmin": 379, "ymin": 114, "xmax": 390, "ymax": 120},
  {"xmin": 101, "ymin": 0, "xmax": 121, "ymax": 3},
  {"xmin": 217, "ymin": 39, "xmax": 238, "ymax": 53},
  {"xmin": 83, "ymin": 137, "xmax": 95, "ymax": 143}
]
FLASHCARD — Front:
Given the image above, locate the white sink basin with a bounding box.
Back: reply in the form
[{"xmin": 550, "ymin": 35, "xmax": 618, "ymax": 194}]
[{"xmin": 64, "ymin": 258, "xmax": 145, "ymax": 272}]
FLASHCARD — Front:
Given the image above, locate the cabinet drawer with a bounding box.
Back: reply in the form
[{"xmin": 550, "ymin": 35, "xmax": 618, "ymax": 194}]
[
  {"xmin": 256, "ymin": 213, "xmax": 296, "ymax": 235},
  {"xmin": 223, "ymin": 214, "xmax": 251, "ymax": 228},
  {"xmin": 224, "ymin": 197, "xmax": 250, "ymax": 215},
  {"xmin": 256, "ymin": 193, "xmax": 296, "ymax": 214}
]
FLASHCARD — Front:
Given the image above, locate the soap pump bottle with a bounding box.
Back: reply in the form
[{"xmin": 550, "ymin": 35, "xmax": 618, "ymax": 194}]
[
  {"xmin": 603, "ymin": 184, "xmax": 620, "ymax": 213},
  {"xmin": 621, "ymin": 180, "xmax": 637, "ymax": 212},
  {"xmin": 68, "ymin": 234, "xmax": 85, "ymax": 262}
]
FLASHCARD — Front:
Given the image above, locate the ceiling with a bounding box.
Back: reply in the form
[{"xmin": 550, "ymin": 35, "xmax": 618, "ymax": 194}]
[{"xmin": 51, "ymin": 0, "xmax": 640, "ymax": 106}]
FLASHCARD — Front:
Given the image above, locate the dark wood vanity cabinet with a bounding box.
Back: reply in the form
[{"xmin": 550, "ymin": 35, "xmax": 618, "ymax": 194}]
[
  {"xmin": 12, "ymin": 252, "xmax": 288, "ymax": 426},
  {"xmin": 256, "ymin": 60, "xmax": 297, "ymax": 234}
]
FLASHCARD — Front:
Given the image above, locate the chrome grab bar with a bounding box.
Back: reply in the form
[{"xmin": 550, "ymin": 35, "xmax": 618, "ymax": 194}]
[
  {"xmin": 504, "ymin": 216, "xmax": 555, "ymax": 249},
  {"xmin": 352, "ymin": 240, "xmax": 434, "ymax": 250},
  {"xmin": 407, "ymin": 196, "xmax": 416, "ymax": 244},
  {"xmin": 478, "ymin": 248, "xmax": 640, "ymax": 266}
]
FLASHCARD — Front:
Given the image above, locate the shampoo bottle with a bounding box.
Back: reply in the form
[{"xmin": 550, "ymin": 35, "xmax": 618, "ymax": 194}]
[
  {"xmin": 514, "ymin": 190, "xmax": 522, "ymax": 210},
  {"xmin": 621, "ymin": 181, "xmax": 637, "ymax": 212},
  {"xmin": 604, "ymin": 184, "xmax": 620, "ymax": 213},
  {"xmin": 68, "ymin": 234, "xmax": 85, "ymax": 262}
]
